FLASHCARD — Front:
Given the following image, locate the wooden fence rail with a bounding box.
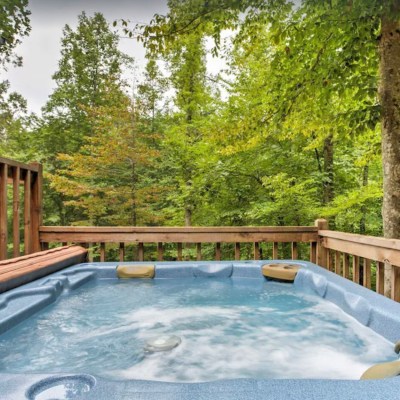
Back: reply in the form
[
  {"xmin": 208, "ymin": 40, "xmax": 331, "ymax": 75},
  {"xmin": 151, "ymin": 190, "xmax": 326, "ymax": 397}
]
[
  {"xmin": 39, "ymin": 226, "xmax": 319, "ymax": 263},
  {"xmin": 0, "ymin": 157, "xmax": 42, "ymax": 260}
]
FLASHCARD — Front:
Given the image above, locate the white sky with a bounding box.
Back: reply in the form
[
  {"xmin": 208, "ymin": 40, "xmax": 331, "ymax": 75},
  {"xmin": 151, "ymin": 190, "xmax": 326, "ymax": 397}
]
[{"xmin": 3, "ymin": 0, "xmax": 171, "ymax": 114}]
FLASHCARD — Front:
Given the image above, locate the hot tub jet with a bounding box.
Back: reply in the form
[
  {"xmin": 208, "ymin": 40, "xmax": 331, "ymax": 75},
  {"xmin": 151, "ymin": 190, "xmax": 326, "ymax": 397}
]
[{"xmin": 144, "ymin": 335, "xmax": 182, "ymax": 353}]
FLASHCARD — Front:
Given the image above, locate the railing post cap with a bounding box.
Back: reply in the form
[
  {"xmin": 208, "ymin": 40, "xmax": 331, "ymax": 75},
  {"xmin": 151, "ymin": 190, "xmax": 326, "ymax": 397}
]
[{"xmin": 315, "ymin": 219, "xmax": 328, "ymax": 230}]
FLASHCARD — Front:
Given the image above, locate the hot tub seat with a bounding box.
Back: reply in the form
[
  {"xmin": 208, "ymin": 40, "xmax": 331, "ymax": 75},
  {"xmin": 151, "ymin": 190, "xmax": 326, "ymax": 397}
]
[
  {"xmin": 361, "ymin": 360, "xmax": 400, "ymax": 380},
  {"xmin": 262, "ymin": 263, "xmax": 300, "ymax": 282}
]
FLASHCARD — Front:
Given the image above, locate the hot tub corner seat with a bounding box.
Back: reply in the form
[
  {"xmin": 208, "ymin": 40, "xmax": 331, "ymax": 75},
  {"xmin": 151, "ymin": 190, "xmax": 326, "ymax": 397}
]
[
  {"xmin": 262, "ymin": 263, "xmax": 301, "ymax": 282},
  {"xmin": 0, "ymin": 246, "xmax": 88, "ymax": 294},
  {"xmin": 116, "ymin": 265, "xmax": 155, "ymax": 279}
]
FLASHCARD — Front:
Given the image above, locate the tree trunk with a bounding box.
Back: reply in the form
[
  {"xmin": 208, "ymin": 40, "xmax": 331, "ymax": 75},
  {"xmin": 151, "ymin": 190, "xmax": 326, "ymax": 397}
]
[
  {"xmin": 359, "ymin": 164, "xmax": 369, "ymax": 234},
  {"xmin": 184, "ymin": 208, "xmax": 192, "ymax": 226},
  {"xmin": 379, "ymin": 12, "xmax": 400, "ymax": 297},
  {"xmin": 323, "ymin": 134, "xmax": 334, "ymax": 205},
  {"xmin": 322, "ymin": 134, "xmax": 335, "ymax": 229}
]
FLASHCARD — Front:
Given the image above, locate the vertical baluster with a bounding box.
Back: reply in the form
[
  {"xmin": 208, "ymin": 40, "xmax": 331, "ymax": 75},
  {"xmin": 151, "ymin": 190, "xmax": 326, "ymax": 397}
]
[
  {"xmin": 235, "ymin": 243, "xmax": 240, "ymax": 260},
  {"xmin": 343, "ymin": 253, "xmax": 350, "ymax": 279},
  {"xmin": 88, "ymin": 243, "xmax": 93, "ymax": 262},
  {"xmin": 353, "ymin": 255, "xmax": 360, "ymax": 284},
  {"xmin": 315, "ymin": 219, "xmax": 328, "ymax": 268},
  {"xmin": 272, "ymin": 242, "xmax": 278, "ymax": 259},
  {"xmin": 291, "ymin": 242, "xmax": 298, "ymax": 260},
  {"xmin": 12, "ymin": 166, "xmax": 20, "ymax": 258},
  {"xmin": 138, "ymin": 242, "xmax": 144, "ymax": 261},
  {"xmin": 335, "ymin": 251, "xmax": 341, "ymax": 275},
  {"xmin": 30, "ymin": 164, "xmax": 43, "ymax": 253},
  {"xmin": 0, "ymin": 163, "xmax": 7, "ymax": 260},
  {"xmin": 215, "ymin": 243, "xmax": 221, "ymax": 261},
  {"xmin": 196, "ymin": 243, "xmax": 202, "ymax": 261},
  {"xmin": 157, "ymin": 242, "xmax": 163, "ymax": 261},
  {"xmin": 100, "ymin": 242, "xmax": 106, "ymax": 262},
  {"xmin": 330, "ymin": 251, "xmax": 335, "ymax": 272},
  {"xmin": 376, "ymin": 261, "xmax": 385, "ymax": 295},
  {"xmin": 363, "ymin": 259, "xmax": 371, "ymax": 289},
  {"xmin": 119, "ymin": 242, "xmax": 125, "ymax": 262},
  {"xmin": 177, "ymin": 243, "xmax": 183, "ymax": 261},
  {"xmin": 310, "ymin": 242, "xmax": 317, "ymax": 264},
  {"xmin": 253, "ymin": 242, "xmax": 260, "ymax": 260},
  {"xmin": 23, "ymin": 170, "xmax": 31, "ymax": 255},
  {"xmin": 391, "ymin": 265, "xmax": 400, "ymax": 302}
]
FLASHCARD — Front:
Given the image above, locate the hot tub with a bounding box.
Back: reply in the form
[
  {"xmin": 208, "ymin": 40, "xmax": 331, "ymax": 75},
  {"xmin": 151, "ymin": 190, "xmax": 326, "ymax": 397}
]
[{"xmin": 0, "ymin": 261, "xmax": 400, "ymax": 399}]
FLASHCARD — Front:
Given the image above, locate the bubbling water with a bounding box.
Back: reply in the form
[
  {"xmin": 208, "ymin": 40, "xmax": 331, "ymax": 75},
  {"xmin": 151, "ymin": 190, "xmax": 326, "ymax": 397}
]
[{"xmin": 0, "ymin": 278, "xmax": 396, "ymax": 382}]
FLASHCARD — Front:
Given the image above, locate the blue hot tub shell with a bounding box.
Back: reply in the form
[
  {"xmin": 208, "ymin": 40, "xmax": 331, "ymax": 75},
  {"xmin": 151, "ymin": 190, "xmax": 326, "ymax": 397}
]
[{"xmin": 1, "ymin": 260, "xmax": 400, "ymax": 400}]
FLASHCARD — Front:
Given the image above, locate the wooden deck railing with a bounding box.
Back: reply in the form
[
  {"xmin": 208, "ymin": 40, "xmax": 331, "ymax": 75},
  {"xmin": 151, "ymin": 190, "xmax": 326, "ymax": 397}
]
[
  {"xmin": 0, "ymin": 157, "xmax": 42, "ymax": 260},
  {"xmin": 37, "ymin": 220, "xmax": 400, "ymax": 302},
  {"xmin": 317, "ymin": 226, "xmax": 400, "ymax": 302},
  {"xmin": 2, "ymin": 157, "xmax": 400, "ymax": 302},
  {"xmin": 39, "ymin": 226, "xmax": 319, "ymax": 263}
]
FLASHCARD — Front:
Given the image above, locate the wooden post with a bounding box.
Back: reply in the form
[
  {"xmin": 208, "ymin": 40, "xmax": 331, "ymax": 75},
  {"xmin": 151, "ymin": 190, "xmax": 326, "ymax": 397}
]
[
  {"xmin": 177, "ymin": 243, "xmax": 183, "ymax": 261},
  {"xmin": 0, "ymin": 163, "xmax": 7, "ymax": 260},
  {"xmin": 215, "ymin": 242, "xmax": 221, "ymax": 261},
  {"xmin": 24, "ymin": 170, "xmax": 31, "ymax": 255},
  {"xmin": 12, "ymin": 166, "xmax": 20, "ymax": 258},
  {"xmin": 315, "ymin": 219, "xmax": 328, "ymax": 268},
  {"xmin": 235, "ymin": 242, "xmax": 240, "ymax": 260}
]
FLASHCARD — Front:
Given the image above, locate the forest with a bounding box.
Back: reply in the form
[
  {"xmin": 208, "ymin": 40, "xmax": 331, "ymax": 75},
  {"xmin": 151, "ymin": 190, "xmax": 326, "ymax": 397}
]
[{"xmin": 1, "ymin": 0, "xmax": 400, "ymax": 241}]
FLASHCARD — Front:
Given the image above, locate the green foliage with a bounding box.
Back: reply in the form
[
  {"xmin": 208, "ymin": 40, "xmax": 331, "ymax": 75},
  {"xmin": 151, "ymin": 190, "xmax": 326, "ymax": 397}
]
[
  {"xmin": 0, "ymin": 0, "xmax": 30, "ymax": 69},
  {"xmin": 1, "ymin": 2, "xmax": 394, "ymax": 236}
]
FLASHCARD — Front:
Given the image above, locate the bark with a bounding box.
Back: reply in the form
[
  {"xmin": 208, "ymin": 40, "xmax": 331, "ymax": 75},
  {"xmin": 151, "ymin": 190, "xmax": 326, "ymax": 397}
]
[
  {"xmin": 359, "ymin": 164, "xmax": 369, "ymax": 235},
  {"xmin": 322, "ymin": 134, "xmax": 335, "ymax": 229},
  {"xmin": 379, "ymin": 11, "xmax": 400, "ymax": 297},
  {"xmin": 185, "ymin": 207, "xmax": 192, "ymax": 226},
  {"xmin": 323, "ymin": 134, "xmax": 334, "ymax": 205}
]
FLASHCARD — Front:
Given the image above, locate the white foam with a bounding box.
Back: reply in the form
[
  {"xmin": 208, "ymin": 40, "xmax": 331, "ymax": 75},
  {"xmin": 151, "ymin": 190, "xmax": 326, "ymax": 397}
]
[{"xmin": 102, "ymin": 301, "xmax": 396, "ymax": 382}]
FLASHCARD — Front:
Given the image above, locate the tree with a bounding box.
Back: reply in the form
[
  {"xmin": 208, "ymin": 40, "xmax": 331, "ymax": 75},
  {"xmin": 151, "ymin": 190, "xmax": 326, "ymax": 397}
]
[
  {"xmin": 41, "ymin": 12, "xmax": 130, "ymax": 155},
  {"xmin": 0, "ymin": 0, "xmax": 30, "ymax": 69},
  {"xmin": 38, "ymin": 12, "xmax": 132, "ymax": 224},
  {"xmin": 161, "ymin": 31, "xmax": 217, "ymax": 226},
  {"xmin": 50, "ymin": 94, "xmax": 161, "ymax": 226},
  {"xmin": 138, "ymin": 0, "xmax": 397, "ymax": 293}
]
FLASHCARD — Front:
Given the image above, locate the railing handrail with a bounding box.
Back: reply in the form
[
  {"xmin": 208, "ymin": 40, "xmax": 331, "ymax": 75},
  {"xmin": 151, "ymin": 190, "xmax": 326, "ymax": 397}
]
[
  {"xmin": 40, "ymin": 226, "xmax": 318, "ymax": 233},
  {"xmin": 39, "ymin": 225, "xmax": 318, "ymax": 244},
  {"xmin": 319, "ymin": 229, "xmax": 400, "ymax": 252},
  {"xmin": 0, "ymin": 157, "xmax": 40, "ymax": 172}
]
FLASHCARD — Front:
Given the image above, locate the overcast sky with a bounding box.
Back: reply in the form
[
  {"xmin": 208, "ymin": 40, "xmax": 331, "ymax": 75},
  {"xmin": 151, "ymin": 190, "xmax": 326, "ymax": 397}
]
[{"xmin": 3, "ymin": 0, "xmax": 170, "ymax": 114}]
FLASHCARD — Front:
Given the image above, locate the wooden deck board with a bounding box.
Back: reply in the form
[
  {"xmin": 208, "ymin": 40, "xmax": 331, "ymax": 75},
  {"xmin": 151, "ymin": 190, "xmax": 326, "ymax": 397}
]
[{"xmin": 0, "ymin": 246, "xmax": 87, "ymax": 293}]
